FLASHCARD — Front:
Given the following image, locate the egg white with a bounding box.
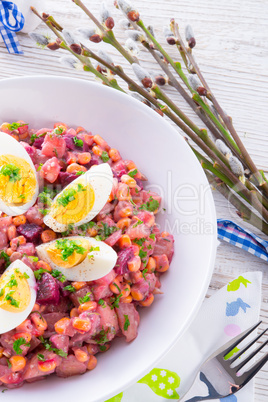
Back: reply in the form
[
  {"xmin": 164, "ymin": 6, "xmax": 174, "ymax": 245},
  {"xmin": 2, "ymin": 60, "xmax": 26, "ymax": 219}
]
[
  {"xmin": 44, "ymin": 163, "xmax": 113, "ymax": 233},
  {"xmin": 36, "ymin": 236, "xmax": 118, "ymax": 282},
  {"xmin": 0, "ymin": 260, "xmax": 37, "ymax": 334},
  {"xmin": 0, "ymin": 131, "xmax": 39, "ymax": 216}
]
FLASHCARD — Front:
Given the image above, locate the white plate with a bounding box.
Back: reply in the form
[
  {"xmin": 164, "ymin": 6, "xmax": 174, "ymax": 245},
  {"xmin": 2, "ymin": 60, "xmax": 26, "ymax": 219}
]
[{"xmin": 0, "ymin": 76, "xmax": 217, "ymax": 402}]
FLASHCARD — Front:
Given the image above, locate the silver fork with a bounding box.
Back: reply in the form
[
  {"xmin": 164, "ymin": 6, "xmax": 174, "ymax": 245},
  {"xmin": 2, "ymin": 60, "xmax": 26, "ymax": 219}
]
[{"xmin": 182, "ymin": 321, "xmax": 268, "ymax": 401}]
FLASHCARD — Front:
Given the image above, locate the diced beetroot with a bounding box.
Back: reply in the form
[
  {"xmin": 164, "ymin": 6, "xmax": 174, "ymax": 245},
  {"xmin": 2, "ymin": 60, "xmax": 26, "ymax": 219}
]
[
  {"xmin": 96, "ymin": 301, "xmax": 119, "ymax": 341},
  {"xmin": 97, "ymin": 202, "xmax": 115, "ymax": 221},
  {"xmin": 63, "ymin": 134, "xmax": 75, "ymax": 150},
  {"xmin": 0, "ymin": 330, "xmax": 15, "ymax": 354},
  {"xmin": 37, "ymin": 273, "xmax": 60, "ymax": 305},
  {"xmin": 88, "ymin": 156, "xmax": 100, "ymax": 167},
  {"xmin": 25, "ymin": 206, "xmax": 44, "ymax": 226},
  {"xmin": 58, "ymin": 171, "xmax": 77, "ymax": 187},
  {"xmin": 40, "ymin": 157, "xmax": 61, "ymax": 183},
  {"xmin": 50, "ymin": 334, "xmax": 69, "ymax": 354},
  {"xmin": 104, "ymin": 229, "xmax": 122, "ymax": 247},
  {"xmin": 116, "ymin": 303, "xmax": 140, "ymax": 342},
  {"xmin": 115, "ymin": 247, "xmax": 135, "ymax": 275},
  {"xmin": 28, "ymin": 336, "xmax": 41, "ymax": 353},
  {"xmin": 17, "ymin": 242, "xmax": 35, "ymax": 256},
  {"xmin": 17, "ymin": 223, "xmax": 42, "ymax": 243},
  {"xmin": 42, "ymin": 297, "xmax": 70, "ymax": 313},
  {"xmin": 33, "ymin": 136, "xmax": 45, "ymax": 149},
  {"xmin": 41, "ymin": 134, "xmax": 66, "ymax": 158},
  {"xmin": 153, "ymin": 233, "xmax": 174, "ymax": 262},
  {"xmin": 0, "ymin": 231, "xmax": 8, "ymax": 249},
  {"xmin": 70, "ymin": 286, "xmax": 92, "ymax": 307},
  {"xmin": 56, "ymin": 355, "xmax": 87, "ymax": 378}
]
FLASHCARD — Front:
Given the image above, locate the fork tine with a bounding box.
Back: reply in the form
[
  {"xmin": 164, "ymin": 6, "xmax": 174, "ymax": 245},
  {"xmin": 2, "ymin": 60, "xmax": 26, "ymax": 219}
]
[
  {"xmin": 222, "ymin": 321, "xmax": 261, "ymax": 358},
  {"xmin": 235, "ymin": 338, "xmax": 268, "ymax": 373},
  {"xmin": 230, "ymin": 327, "xmax": 268, "ymax": 364},
  {"xmin": 238, "ymin": 352, "xmax": 268, "ymax": 386}
]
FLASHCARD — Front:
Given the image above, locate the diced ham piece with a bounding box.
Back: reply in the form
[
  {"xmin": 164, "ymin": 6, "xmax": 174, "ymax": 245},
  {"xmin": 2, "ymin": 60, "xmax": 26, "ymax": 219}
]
[
  {"xmin": 41, "ymin": 134, "xmax": 66, "ymax": 158},
  {"xmin": 50, "ymin": 334, "xmax": 69, "ymax": 354},
  {"xmin": 43, "ymin": 312, "xmax": 68, "ymax": 336},
  {"xmin": 96, "ymin": 301, "xmax": 119, "ymax": 341},
  {"xmin": 104, "ymin": 229, "xmax": 122, "ymax": 247},
  {"xmin": 116, "ymin": 303, "xmax": 140, "ymax": 342},
  {"xmin": 153, "ymin": 233, "xmax": 174, "ymax": 262},
  {"xmin": 0, "ymin": 231, "xmax": 8, "ymax": 249},
  {"xmin": 126, "ymin": 222, "xmax": 151, "ymax": 240},
  {"xmin": 25, "ymin": 206, "xmax": 44, "ymax": 226},
  {"xmin": 20, "ymin": 141, "xmax": 36, "ymax": 161},
  {"xmin": 70, "ymin": 286, "xmax": 93, "ymax": 307},
  {"xmin": 37, "ymin": 273, "xmax": 60, "ymax": 305},
  {"xmin": 0, "ymin": 216, "xmax": 12, "ymax": 228},
  {"xmin": 40, "ymin": 157, "xmax": 61, "ymax": 183},
  {"xmin": 23, "ymin": 351, "xmax": 61, "ymax": 381},
  {"xmin": 17, "ymin": 242, "xmax": 35, "ymax": 256},
  {"xmin": 56, "ymin": 355, "xmax": 87, "ymax": 378}
]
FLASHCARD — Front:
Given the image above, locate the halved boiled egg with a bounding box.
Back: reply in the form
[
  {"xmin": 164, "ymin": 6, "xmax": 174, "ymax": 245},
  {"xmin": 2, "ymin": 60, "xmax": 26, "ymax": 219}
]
[
  {"xmin": 44, "ymin": 163, "xmax": 113, "ymax": 233},
  {"xmin": 0, "ymin": 132, "xmax": 39, "ymax": 216},
  {"xmin": 36, "ymin": 236, "xmax": 117, "ymax": 281},
  {"xmin": 0, "ymin": 260, "xmax": 37, "ymax": 334}
]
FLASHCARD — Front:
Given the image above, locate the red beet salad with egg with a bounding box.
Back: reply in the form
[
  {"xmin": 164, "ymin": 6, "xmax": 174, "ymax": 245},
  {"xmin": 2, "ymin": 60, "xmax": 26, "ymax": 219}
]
[{"xmin": 0, "ymin": 121, "xmax": 174, "ymax": 389}]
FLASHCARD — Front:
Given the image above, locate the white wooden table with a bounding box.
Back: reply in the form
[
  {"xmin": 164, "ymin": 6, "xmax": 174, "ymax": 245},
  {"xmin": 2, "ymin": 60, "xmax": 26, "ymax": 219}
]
[{"xmin": 0, "ymin": 0, "xmax": 267, "ymax": 399}]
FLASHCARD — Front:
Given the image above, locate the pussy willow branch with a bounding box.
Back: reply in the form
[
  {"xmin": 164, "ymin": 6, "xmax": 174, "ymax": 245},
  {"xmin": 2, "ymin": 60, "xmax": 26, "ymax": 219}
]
[
  {"xmin": 170, "ymin": 20, "xmax": 268, "ymax": 196},
  {"xmin": 29, "ymin": 1, "xmax": 268, "ymax": 234}
]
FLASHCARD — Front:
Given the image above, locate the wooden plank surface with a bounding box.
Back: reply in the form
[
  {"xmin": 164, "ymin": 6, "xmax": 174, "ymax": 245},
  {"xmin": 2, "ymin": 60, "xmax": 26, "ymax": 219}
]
[{"xmin": 0, "ymin": 0, "xmax": 267, "ymax": 399}]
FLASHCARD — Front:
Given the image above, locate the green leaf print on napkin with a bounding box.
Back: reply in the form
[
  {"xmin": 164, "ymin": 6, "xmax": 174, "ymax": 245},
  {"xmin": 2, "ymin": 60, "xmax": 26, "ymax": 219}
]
[
  {"xmin": 138, "ymin": 368, "xmax": 180, "ymax": 399},
  {"xmin": 227, "ymin": 276, "xmax": 251, "ymax": 292},
  {"xmin": 105, "ymin": 392, "xmax": 123, "ymax": 402}
]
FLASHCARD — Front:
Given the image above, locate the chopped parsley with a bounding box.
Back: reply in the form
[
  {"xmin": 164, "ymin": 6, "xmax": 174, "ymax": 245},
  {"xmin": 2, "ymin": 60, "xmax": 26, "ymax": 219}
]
[
  {"xmin": 38, "ymin": 208, "xmax": 49, "ymax": 216},
  {"xmin": 18, "ymin": 194, "xmax": 25, "ymax": 200},
  {"xmin": 0, "ymin": 164, "xmax": 21, "ymax": 182},
  {"xmin": 61, "ymin": 224, "xmax": 74, "ymax": 237},
  {"xmin": 133, "ymin": 238, "xmax": 146, "ymax": 246},
  {"xmin": 139, "ymin": 248, "xmax": 147, "ymax": 264},
  {"xmin": 0, "ymin": 250, "xmax": 11, "ymax": 267},
  {"xmin": 132, "ymin": 219, "xmax": 143, "ymax": 228},
  {"xmin": 37, "ymin": 163, "xmax": 43, "ymax": 171},
  {"xmin": 7, "ymin": 275, "xmax": 18, "ymax": 288},
  {"xmin": 78, "ymin": 292, "xmax": 92, "ymax": 304},
  {"xmin": 128, "ymin": 169, "xmax": 137, "ymax": 178},
  {"xmin": 63, "ymin": 285, "xmax": 76, "ymax": 293},
  {"xmin": 38, "ymin": 186, "xmax": 57, "ymax": 205},
  {"xmin": 0, "ymin": 289, "xmax": 4, "ymax": 297},
  {"xmin": 5, "ymin": 292, "xmax": 20, "ymax": 308},
  {"xmin": 139, "ymin": 197, "xmax": 159, "ymax": 212},
  {"xmin": 13, "ymin": 337, "xmax": 30, "ymax": 354},
  {"xmin": 97, "ymin": 222, "xmax": 118, "ymax": 240},
  {"xmin": 1, "ymin": 389, "xmax": 8, "ymax": 393},
  {"xmin": 73, "ymin": 136, "xmax": 83, "ymax": 147},
  {"xmin": 77, "ymin": 183, "xmax": 86, "ymax": 192},
  {"xmin": 57, "ymin": 187, "xmax": 77, "ymax": 207},
  {"xmin": 101, "ymin": 151, "xmax": 109, "ymax": 163},
  {"xmin": 110, "ymin": 293, "xmax": 122, "ymax": 309},
  {"xmin": 93, "ymin": 328, "xmax": 110, "ymax": 344},
  {"xmin": 76, "ymin": 171, "xmax": 85, "ymax": 176},
  {"xmin": 55, "ymin": 238, "xmax": 87, "ymax": 261},
  {"xmin": 30, "ymin": 131, "xmax": 47, "ymax": 144},
  {"xmin": 51, "ymin": 269, "xmax": 66, "ymax": 283},
  {"xmin": 78, "ymin": 221, "xmax": 96, "ymax": 235},
  {"xmin": 53, "ymin": 126, "xmax": 64, "ymax": 135},
  {"xmin": 7, "ymin": 360, "xmax": 11, "ymax": 369},
  {"xmin": 149, "ymin": 233, "xmax": 156, "ymax": 240},
  {"xmin": 98, "ymin": 299, "xmax": 106, "ymax": 307},
  {"xmin": 39, "ymin": 336, "xmax": 67, "ymax": 358},
  {"xmin": 34, "ymin": 268, "xmax": 50, "ymax": 280},
  {"xmin": 9, "ymin": 122, "xmax": 27, "ymax": 131},
  {"xmin": 123, "ymin": 314, "xmax": 130, "ymax": 331},
  {"xmin": 37, "ymin": 353, "xmax": 46, "ymax": 361},
  {"xmin": 142, "ymin": 268, "xmax": 148, "ymax": 279}
]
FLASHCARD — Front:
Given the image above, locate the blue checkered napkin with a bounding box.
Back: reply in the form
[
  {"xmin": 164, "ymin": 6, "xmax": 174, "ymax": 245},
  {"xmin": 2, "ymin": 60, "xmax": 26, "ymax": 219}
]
[
  {"xmin": 0, "ymin": 1, "xmax": 25, "ymax": 54},
  {"xmin": 217, "ymin": 219, "xmax": 268, "ymax": 262}
]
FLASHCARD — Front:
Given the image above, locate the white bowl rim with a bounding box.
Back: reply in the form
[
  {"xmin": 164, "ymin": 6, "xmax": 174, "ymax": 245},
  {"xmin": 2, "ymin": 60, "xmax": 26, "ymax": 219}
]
[{"xmin": 0, "ymin": 75, "xmax": 217, "ymax": 401}]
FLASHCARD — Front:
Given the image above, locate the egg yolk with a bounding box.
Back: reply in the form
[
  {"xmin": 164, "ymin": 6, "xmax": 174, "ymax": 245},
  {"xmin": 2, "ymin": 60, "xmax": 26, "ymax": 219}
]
[
  {"xmin": 0, "ymin": 269, "xmax": 31, "ymax": 313},
  {"xmin": 50, "ymin": 181, "xmax": 95, "ymax": 225},
  {"xmin": 0, "ymin": 155, "xmax": 36, "ymax": 205},
  {"xmin": 46, "ymin": 238, "xmax": 90, "ymax": 269}
]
